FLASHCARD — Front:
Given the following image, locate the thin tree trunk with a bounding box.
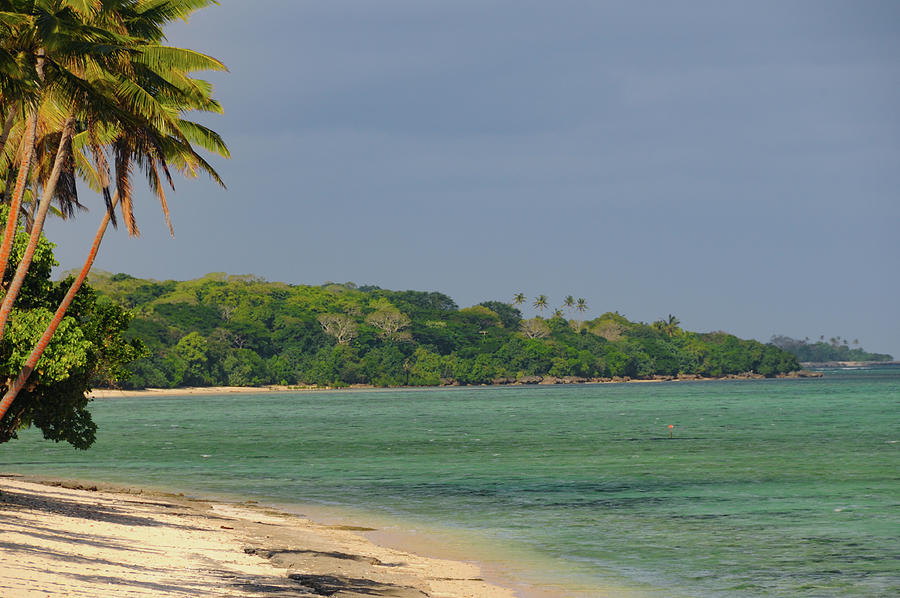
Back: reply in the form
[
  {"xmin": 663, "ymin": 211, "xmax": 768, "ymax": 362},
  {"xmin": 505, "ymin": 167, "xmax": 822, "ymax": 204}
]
[
  {"xmin": 0, "ymin": 192, "xmax": 118, "ymax": 420},
  {"xmin": 0, "ymin": 53, "xmax": 43, "ymax": 289},
  {"xmin": 0, "ymin": 112, "xmax": 37, "ymax": 287},
  {"xmin": 0, "ymin": 116, "xmax": 75, "ymax": 341}
]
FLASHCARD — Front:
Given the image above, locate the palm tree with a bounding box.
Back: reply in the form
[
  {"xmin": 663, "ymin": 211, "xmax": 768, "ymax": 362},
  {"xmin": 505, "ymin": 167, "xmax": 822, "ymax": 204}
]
[
  {"xmin": 562, "ymin": 295, "xmax": 575, "ymax": 318},
  {"xmin": 512, "ymin": 292, "xmax": 526, "ymax": 306},
  {"xmin": 574, "ymin": 298, "xmax": 588, "ymax": 329},
  {"xmin": 0, "ymin": 0, "xmax": 132, "ymax": 340},
  {"xmin": 0, "ymin": 17, "xmax": 41, "ymax": 286},
  {"xmin": 664, "ymin": 314, "xmax": 680, "ymax": 337},
  {"xmin": 533, "ymin": 294, "xmax": 548, "ymax": 314},
  {"xmin": 575, "ymin": 297, "xmax": 588, "ymax": 317},
  {"xmin": 0, "ymin": 0, "xmax": 228, "ymax": 419}
]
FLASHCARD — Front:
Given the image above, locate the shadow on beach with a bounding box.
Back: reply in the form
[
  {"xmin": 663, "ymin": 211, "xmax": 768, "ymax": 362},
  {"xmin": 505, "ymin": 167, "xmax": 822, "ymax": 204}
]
[
  {"xmin": 0, "ymin": 479, "xmax": 465, "ymax": 597},
  {"xmin": 0, "ymin": 486, "xmax": 206, "ymax": 530}
]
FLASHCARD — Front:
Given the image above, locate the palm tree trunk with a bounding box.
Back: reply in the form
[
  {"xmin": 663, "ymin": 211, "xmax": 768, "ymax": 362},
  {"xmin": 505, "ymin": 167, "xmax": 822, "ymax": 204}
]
[
  {"xmin": 0, "ymin": 53, "xmax": 43, "ymax": 289},
  {"xmin": 0, "ymin": 191, "xmax": 118, "ymax": 420},
  {"xmin": 0, "ymin": 112, "xmax": 37, "ymax": 288},
  {"xmin": 0, "ymin": 116, "xmax": 75, "ymax": 341}
]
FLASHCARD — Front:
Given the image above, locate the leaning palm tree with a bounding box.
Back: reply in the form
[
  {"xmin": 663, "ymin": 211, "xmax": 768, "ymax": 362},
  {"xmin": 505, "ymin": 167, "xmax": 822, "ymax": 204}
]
[
  {"xmin": 0, "ymin": 5, "xmax": 43, "ymax": 287},
  {"xmin": 2, "ymin": 136, "xmax": 226, "ymax": 410},
  {"xmin": 0, "ymin": 0, "xmax": 133, "ymax": 340},
  {"xmin": 533, "ymin": 294, "xmax": 549, "ymax": 314},
  {"xmin": 0, "ymin": 0, "xmax": 228, "ymax": 419}
]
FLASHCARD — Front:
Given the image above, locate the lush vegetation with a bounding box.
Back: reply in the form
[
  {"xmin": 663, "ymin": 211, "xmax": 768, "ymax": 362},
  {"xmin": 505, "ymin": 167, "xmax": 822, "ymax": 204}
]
[
  {"xmin": 0, "ymin": 223, "xmax": 143, "ymax": 448},
  {"xmin": 770, "ymin": 335, "xmax": 893, "ymax": 363},
  {"xmin": 82, "ymin": 272, "xmax": 801, "ymax": 390}
]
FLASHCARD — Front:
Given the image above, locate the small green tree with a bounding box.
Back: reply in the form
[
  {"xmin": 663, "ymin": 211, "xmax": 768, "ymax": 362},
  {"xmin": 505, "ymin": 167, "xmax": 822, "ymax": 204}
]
[
  {"xmin": 0, "ymin": 224, "xmax": 143, "ymax": 448},
  {"xmin": 174, "ymin": 332, "xmax": 211, "ymax": 386}
]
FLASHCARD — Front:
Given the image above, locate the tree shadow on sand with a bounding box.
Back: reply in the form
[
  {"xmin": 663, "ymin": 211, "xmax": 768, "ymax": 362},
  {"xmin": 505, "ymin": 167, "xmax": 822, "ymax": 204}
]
[
  {"xmin": 285, "ymin": 573, "xmax": 428, "ymax": 597},
  {"xmin": 0, "ymin": 488, "xmax": 206, "ymax": 530}
]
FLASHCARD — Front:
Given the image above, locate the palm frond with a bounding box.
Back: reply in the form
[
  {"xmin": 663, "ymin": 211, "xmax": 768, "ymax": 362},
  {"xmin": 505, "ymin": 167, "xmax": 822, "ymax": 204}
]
[
  {"xmin": 59, "ymin": 0, "xmax": 103, "ymax": 18},
  {"xmin": 133, "ymin": 44, "xmax": 226, "ymax": 73},
  {"xmin": 175, "ymin": 118, "xmax": 228, "ymax": 158},
  {"xmin": 114, "ymin": 141, "xmax": 137, "ymax": 235},
  {"xmin": 149, "ymin": 159, "xmax": 173, "ymax": 236}
]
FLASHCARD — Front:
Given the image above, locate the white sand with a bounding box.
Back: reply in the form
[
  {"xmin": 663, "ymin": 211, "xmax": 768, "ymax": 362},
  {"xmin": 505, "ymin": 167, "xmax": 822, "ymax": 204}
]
[{"xmin": 0, "ymin": 477, "xmax": 516, "ymax": 598}]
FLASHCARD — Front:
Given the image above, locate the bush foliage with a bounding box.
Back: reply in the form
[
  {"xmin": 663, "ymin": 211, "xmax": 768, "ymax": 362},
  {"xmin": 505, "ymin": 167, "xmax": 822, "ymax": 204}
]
[{"xmin": 0, "ymin": 234, "xmax": 145, "ymax": 449}]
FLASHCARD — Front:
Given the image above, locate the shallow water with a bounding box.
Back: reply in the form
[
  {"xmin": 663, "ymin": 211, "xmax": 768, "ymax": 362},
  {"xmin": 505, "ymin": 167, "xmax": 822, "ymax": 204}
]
[{"xmin": 3, "ymin": 368, "xmax": 898, "ymax": 597}]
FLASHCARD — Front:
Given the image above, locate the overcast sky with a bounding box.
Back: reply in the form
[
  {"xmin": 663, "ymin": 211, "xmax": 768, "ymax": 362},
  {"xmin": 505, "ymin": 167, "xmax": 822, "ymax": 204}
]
[{"xmin": 46, "ymin": 0, "xmax": 900, "ymax": 355}]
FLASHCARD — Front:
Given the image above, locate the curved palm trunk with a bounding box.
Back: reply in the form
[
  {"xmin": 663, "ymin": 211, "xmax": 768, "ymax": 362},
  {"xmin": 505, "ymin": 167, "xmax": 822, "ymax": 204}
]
[
  {"xmin": 0, "ymin": 116, "xmax": 75, "ymax": 341},
  {"xmin": 0, "ymin": 192, "xmax": 118, "ymax": 420},
  {"xmin": 1, "ymin": 54, "xmax": 43, "ymax": 288},
  {"xmin": 0, "ymin": 112, "xmax": 37, "ymax": 288}
]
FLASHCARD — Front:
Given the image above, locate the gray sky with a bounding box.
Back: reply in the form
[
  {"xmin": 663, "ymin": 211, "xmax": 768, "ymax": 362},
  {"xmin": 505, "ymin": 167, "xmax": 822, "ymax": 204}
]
[{"xmin": 47, "ymin": 0, "xmax": 900, "ymax": 355}]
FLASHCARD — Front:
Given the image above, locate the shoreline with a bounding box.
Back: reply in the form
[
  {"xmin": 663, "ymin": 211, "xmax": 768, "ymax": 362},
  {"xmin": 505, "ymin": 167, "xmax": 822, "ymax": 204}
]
[
  {"xmin": 88, "ymin": 370, "xmax": 823, "ymax": 398},
  {"xmin": 0, "ymin": 474, "xmax": 525, "ymax": 598},
  {"xmin": 800, "ymin": 360, "xmax": 900, "ymax": 367}
]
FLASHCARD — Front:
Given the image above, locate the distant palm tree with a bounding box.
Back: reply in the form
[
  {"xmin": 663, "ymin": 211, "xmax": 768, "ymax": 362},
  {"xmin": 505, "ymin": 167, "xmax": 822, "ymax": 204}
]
[
  {"xmin": 574, "ymin": 298, "xmax": 588, "ymax": 329},
  {"xmin": 553, "ymin": 308, "xmax": 564, "ymax": 318},
  {"xmin": 575, "ymin": 298, "xmax": 588, "ymax": 317},
  {"xmin": 533, "ymin": 294, "xmax": 549, "ymax": 314},
  {"xmin": 513, "ymin": 292, "xmax": 526, "ymax": 306},
  {"xmin": 664, "ymin": 314, "xmax": 681, "ymax": 337},
  {"xmin": 562, "ymin": 295, "xmax": 575, "ymax": 318}
]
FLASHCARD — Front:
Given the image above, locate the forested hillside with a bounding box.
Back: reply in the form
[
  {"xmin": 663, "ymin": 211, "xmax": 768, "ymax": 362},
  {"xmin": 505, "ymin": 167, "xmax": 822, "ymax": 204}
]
[{"xmin": 86, "ymin": 272, "xmax": 800, "ymax": 389}]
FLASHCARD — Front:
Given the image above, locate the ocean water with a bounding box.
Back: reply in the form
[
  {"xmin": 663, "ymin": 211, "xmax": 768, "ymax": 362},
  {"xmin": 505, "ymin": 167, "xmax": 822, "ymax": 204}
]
[{"xmin": 3, "ymin": 368, "xmax": 898, "ymax": 597}]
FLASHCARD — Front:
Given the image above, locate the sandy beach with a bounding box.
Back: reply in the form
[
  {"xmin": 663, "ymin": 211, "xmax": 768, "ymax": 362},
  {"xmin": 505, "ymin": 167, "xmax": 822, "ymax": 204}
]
[
  {"xmin": 87, "ymin": 385, "xmax": 328, "ymax": 398},
  {"xmin": 86, "ymin": 370, "xmax": 822, "ymax": 399},
  {"xmin": 0, "ymin": 476, "xmax": 516, "ymax": 598}
]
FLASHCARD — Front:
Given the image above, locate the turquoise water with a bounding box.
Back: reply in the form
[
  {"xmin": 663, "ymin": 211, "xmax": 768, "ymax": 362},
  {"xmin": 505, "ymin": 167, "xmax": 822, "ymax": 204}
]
[{"xmin": 3, "ymin": 368, "xmax": 898, "ymax": 597}]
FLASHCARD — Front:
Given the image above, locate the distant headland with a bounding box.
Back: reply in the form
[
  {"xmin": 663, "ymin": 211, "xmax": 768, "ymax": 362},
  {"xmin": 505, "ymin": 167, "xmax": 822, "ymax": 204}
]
[{"xmin": 79, "ymin": 271, "xmax": 807, "ymax": 391}]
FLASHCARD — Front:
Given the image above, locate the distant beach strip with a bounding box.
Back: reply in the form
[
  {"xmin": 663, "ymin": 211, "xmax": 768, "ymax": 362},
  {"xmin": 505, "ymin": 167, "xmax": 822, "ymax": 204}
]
[{"xmin": 87, "ymin": 371, "xmax": 824, "ymax": 398}]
